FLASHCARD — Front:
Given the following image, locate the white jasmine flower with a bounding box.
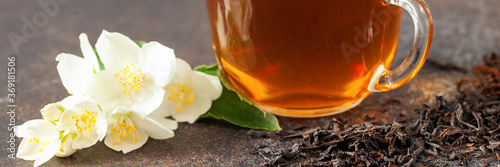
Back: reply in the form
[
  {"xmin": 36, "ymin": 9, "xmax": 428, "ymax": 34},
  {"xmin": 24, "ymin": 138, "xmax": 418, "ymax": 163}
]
[
  {"xmin": 40, "ymin": 103, "xmax": 64, "ymax": 121},
  {"xmin": 152, "ymin": 58, "xmax": 223, "ymax": 123},
  {"xmin": 16, "ymin": 119, "xmax": 62, "ymax": 167},
  {"xmin": 85, "ymin": 30, "xmax": 177, "ymax": 118},
  {"xmin": 104, "ymin": 107, "xmax": 176, "ymax": 154},
  {"xmin": 56, "ymin": 96, "xmax": 107, "ymax": 149},
  {"xmin": 55, "ymin": 134, "xmax": 77, "ymax": 157},
  {"xmin": 56, "ymin": 33, "xmax": 100, "ymax": 96}
]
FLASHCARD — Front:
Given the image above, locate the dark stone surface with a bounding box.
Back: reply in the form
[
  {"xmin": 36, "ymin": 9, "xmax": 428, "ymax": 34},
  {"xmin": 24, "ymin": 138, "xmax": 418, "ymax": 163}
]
[{"xmin": 0, "ymin": 0, "xmax": 499, "ymax": 166}]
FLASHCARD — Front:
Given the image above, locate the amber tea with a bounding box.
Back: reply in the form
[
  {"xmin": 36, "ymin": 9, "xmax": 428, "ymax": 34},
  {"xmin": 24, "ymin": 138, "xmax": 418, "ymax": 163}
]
[{"xmin": 206, "ymin": 0, "xmax": 433, "ymax": 117}]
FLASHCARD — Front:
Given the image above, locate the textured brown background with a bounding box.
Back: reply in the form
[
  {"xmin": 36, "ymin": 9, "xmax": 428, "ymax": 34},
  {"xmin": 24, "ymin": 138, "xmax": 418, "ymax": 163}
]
[{"xmin": 0, "ymin": 0, "xmax": 499, "ymax": 166}]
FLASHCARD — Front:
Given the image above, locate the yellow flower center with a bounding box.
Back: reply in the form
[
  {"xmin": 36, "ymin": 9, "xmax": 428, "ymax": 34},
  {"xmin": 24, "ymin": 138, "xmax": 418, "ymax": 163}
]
[
  {"xmin": 114, "ymin": 63, "xmax": 144, "ymax": 95},
  {"xmin": 28, "ymin": 138, "xmax": 51, "ymax": 153},
  {"xmin": 71, "ymin": 110, "xmax": 97, "ymax": 133},
  {"xmin": 166, "ymin": 83, "xmax": 195, "ymax": 112},
  {"xmin": 110, "ymin": 115, "xmax": 140, "ymax": 145}
]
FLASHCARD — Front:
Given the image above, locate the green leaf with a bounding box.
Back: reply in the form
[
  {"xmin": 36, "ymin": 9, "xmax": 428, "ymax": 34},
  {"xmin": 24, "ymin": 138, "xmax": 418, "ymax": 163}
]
[
  {"xmin": 194, "ymin": 64, "xmax": 219, "ymax": 76},
  {"xmin": 202, "ymin": 87, "xmax": 282, "ymax": 131},
  {"xmin": 195, "ymin": 64, "xmax": 281, "ymax": 131}
]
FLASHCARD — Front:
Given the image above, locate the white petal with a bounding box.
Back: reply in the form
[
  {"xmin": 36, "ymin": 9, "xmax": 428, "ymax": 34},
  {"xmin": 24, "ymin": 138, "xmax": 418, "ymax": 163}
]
[
  {"xmin": 57, "ymin": 109, "xmax": 80, "ymax": 132},
  {"xmin": 72, "ymin": 130, "xmax": 100, "ymax": 149},
  {"xmin": 108, "ymin": 107, "xmax": 124, "ymax": 116},
  {"xmin": 131, "ymin": 114, "xmax": 175, "ymax": 139},
  {"xmin": 125, "ymin": 77, "xmax": 165, "ymax": 118},
  {"xmin": 33, "ymin": 139, "xmax": 60, "ymax": 167},
  {"xmin": 85, "ymin": 70, "xmax": 123, "ymax": 109},
  {"xmin": 172, "ymin": 93, "xmax": 212, "ymax": 124},
  {"xmin": 152, "ymin": 117, "xmax": 178, "ymax": 130},
  {"xmin": 100, "ymin": 106, "xmax": 116, "ymax": 115},
  {"xmin": 95, "ymin": 30, "xmax": 140, "ymax": 71},
  {"xmin": 148, "ymin": 91, "xmax": 176, "ymax": 118},
  {"xmin": 139, "ymin": 42, "xmax": 177, "ymax": 87},
  {"xmin": 16, "ymin": 138, "xmax": 39, "ymax": 161},
  {"xmin": 73, "ymin": 100, "xmax": 101, "ymax": 112},
  {"xmin": 190, "ymin": 71, "xmax": 223, "ymax": 100},
  {"xmin": 24, "ymin": 120, "xmax": 59, "ymax": 141},
  {"xmin": 170, "ymin": 58, "xmax": 192, "ymax": 84},
  {"xmin": 56, "ymin": 53, "xmax": 94, "ymax": 95},
  {"xmin": 57, "ymin": 95, "xmax": 84, "ymax": 109},
  {"xmin": 55, "ymin": 134, "xmax": 76, "ymax": 157},
  {"xmin": 14, "ymin": 124, "xmax": 29, "ymax": 138},
  {"xmin": 79, "ymin": 33, "xmax": 100, "ymax": 72},
  {"xmin": 95, "ymin": 109, "xmax": 108, "ymax": 141},
  {"xmin": 17, "ymin": 135, "xmax": 61, "ymax": 166}
]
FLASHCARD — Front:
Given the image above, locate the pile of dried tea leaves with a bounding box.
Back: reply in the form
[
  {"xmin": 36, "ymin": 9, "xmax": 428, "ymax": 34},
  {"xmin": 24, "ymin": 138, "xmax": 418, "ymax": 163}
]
[{"xmin": 249, "ymin": 53, "xmax": 500, "ymax": 166}]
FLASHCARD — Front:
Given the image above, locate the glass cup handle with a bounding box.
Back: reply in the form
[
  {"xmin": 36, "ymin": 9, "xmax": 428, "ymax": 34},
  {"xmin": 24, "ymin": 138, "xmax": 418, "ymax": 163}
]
[{"xmin": 368, "ymin": 0, "xmax": 433, "ymax": 92}]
